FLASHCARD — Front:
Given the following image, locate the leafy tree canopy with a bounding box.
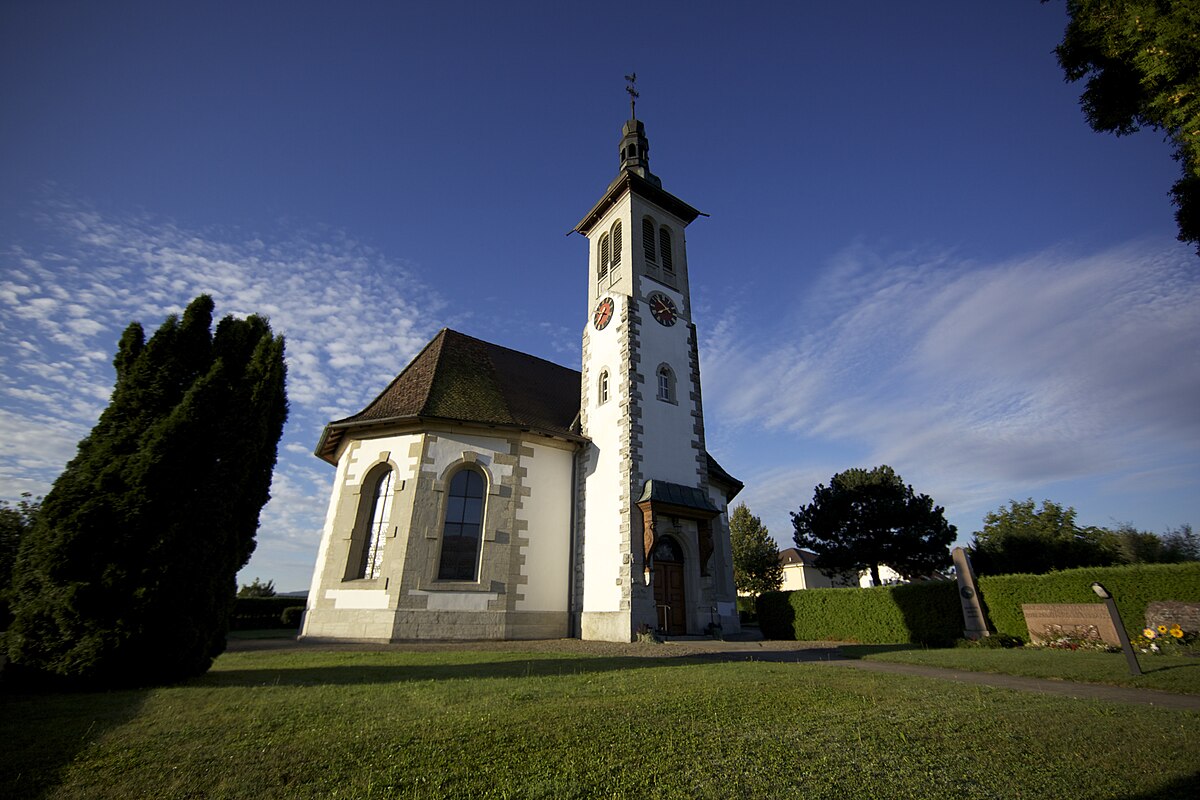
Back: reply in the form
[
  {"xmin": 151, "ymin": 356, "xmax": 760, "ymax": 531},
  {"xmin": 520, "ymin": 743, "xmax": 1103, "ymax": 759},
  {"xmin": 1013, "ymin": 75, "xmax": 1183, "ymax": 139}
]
[
  {"xmin": 729, "ymin": 503, "xmax": 783, "ymax": 597},
  {"xmin": 6, "ymin": 295, "xmax": 288, "ymax": 686},
  {"xmin": 968, "ymin": 498, "xmax": 1120, "ymax": 575},
  {"xmin": 1051, "ymin": 0, "xmax": 1200, "ymax": 252},
  {"xmin": 0, "ymin": 493, "xmax": 40, "ymax": 622},
  {"xmin": 791, "ymin": 465, "xmax": 955, "ymax": 586},
  {"xmin": 237, "ymin": 577, "xmax": 276, "ymax": 598}
]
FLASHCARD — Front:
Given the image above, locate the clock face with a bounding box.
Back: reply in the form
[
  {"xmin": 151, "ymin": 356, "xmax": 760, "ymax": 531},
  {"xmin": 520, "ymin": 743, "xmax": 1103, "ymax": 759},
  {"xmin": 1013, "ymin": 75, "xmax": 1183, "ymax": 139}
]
[
  {"xmin": 593, "ymin": 297, "xmax": 614, "ymax": 330},
  {"xmin": 648, "ymin": 292, "xmax": 678, "ymax": 327}
]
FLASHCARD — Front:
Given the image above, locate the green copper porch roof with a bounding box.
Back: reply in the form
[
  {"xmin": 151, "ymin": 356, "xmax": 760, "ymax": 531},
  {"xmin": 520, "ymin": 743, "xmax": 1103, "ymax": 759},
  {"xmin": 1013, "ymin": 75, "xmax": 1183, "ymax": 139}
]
[{"xmin": 636, "ymin": 480, "xmax": 720, "ymax": 515}]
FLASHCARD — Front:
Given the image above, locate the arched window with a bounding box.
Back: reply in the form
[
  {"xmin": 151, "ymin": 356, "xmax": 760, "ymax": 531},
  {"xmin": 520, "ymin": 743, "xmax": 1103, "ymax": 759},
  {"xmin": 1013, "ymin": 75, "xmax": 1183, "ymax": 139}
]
[
  {"xmin": 598, "ymin": 369, "xmax": 610, "ymax": 405},
  {"xmin": 642, "ymin": 217, "xmax": 656, "ymax": 263},
  {"xmin": 659, "ymin": 227, "xmax": 674, "ymax": 273},
  {"xmin": 437, "ymin": 467, "xmax": 486, "ymax": 581},
  {"xmin": 610, "ymin": 220, "xmax": 622, "ymax": 268},
  {"xmin": 598, "ymin": 234, "xmax": 610, "ymax": 281},
  {"xmin": 355, "ymin": 466, "xmax": 394, "ymax": 580},
  {"xmin": 657, "ymin": 364, "xmax": 676, "ymax": 403}
]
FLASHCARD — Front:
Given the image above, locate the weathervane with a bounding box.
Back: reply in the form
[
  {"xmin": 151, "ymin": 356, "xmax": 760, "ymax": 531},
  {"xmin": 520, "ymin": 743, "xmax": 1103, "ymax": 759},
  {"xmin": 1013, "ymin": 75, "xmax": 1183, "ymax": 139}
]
[{"xmin": 625, "ymin": 72, "xmax": 638, "ymax": 119}]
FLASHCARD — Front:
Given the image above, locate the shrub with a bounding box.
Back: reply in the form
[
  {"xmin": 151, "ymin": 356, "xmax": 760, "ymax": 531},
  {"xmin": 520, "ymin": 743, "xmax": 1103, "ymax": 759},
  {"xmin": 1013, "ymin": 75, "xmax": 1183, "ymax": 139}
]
[
  {"xmin": 758, "ymin": 581, "xmax": 961, "ymax": 645},
  {"xmin": 956, "ymin": 633, "xmax": 1024, "ymax": 649},
  {"xmin": 230, "ymin": 597, "xmax": 305, "ymax": 630},
  {"xmin": 977, "ymin": 562, "xmax": 1200, "ymax": 641},
  {"xmin": 736, "ymin": 596, "xmax": 757, "ymax": 624},
  {"xmin": 280, "ymin": 606, "xmax": 305, "ymax": 628}
]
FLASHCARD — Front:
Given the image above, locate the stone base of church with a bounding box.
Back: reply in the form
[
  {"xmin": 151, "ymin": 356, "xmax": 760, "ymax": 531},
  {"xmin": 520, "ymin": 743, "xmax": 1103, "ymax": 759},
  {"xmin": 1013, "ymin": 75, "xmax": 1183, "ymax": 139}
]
[
  {"xmin": 299, "ymin": 608, "xmax": 568, "ymax": 642},
  {"xmin": 580, "ymin": 611, "xmax": 634, "ymax": 642}
]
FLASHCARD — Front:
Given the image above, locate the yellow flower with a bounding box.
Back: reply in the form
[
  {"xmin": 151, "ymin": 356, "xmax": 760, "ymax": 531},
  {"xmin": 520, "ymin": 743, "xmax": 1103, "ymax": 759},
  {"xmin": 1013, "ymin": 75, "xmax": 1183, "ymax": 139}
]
[
  {"xmin": 1158, "ymin": 625, "xmax": 1169, "ymax": 634},
  {"xmin": 1171, "ymin": 626, "xmax": 1184, "ymax": 639},
  {"xmin": 1143, "ymin": 628, "xmax": 1157, "ymax": 639}
]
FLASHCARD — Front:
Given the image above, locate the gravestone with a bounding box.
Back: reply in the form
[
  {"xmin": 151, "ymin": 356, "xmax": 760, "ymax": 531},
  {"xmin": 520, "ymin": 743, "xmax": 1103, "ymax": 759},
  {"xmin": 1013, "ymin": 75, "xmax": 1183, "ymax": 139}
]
[
  {"xmin": 952, "ymin": 547, "xmax": 989, "ymax": 640},
  {"xmin": 1021, "ymin": 603, "xmax": 1120, "ymax": 646}
]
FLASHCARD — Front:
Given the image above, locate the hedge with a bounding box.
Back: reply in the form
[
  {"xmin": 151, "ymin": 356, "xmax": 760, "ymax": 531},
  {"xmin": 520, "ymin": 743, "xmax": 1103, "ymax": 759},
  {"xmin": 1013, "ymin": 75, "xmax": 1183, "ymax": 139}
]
[
  {"xmin": 229, "ymin": 597, "xmax": 306, "ymax": 630},
  {"xmin": 757, "ymin": 580, "xmax": 961, "ymax": 645},
  {"xmin": 977, "ymin": 562, "xmax": 1200, "ymax": 641},
  {"xmin": 757, "ymin": 562, "xmax": 1200, "ymax": 645}
]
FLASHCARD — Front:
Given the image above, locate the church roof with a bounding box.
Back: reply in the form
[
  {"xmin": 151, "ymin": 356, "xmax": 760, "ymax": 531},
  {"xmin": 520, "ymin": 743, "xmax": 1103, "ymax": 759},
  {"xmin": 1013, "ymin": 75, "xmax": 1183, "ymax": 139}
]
[
  {"xmin": 315, "ymin": 329, "xmax": 742, "ymax": 500},
  {"xmin": 574, "ymin": 170, "xmax": 703, "ymax": 237},
  {"xmin": 315, "ymin": 329, "xmax": 583, "ymax": 463}
]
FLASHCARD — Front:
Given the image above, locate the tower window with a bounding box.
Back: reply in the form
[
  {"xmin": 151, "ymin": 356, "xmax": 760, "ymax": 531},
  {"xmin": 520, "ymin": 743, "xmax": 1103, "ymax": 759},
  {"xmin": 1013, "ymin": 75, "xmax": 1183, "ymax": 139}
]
[
  {"xmin": 353, "ymin": 466, "xmax": 394, "ymax": 580},
  {"xmin": 610, "ymin": 220, "xmax": 622, "ymax": 267},
  {"xmin": 642, "ymin": 217, "xmax": 656, "ymax": 263},
  {"xmin": 437, "ymin": 467, "xmax": 486, "ymax": 581},
  {"xmin": 659, "ymin": 227, "xmax": 674, "ymax": 273},
  {"xmin": 598, "ymin": 234, "xmax": 610, "ymax": 281},
  {"xmin": 599, "ymin": 369, "xmax": 610, "ymax": 405},
  {"xmin": 656, "ymin": 364, "xmax": 676, "ymax": 404}
]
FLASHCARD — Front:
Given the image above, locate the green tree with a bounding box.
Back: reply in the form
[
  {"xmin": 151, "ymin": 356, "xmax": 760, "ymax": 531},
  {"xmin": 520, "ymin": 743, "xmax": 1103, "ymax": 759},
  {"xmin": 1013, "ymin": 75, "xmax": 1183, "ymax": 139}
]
[
  {"xmin": 1051, "ymin": 0, "xmax": 1200, "ymax": 252},
  {"xmin": 968, "ymin": 498, "xmax": 1121, "ymax": 575},
  {"xmin": 6, "ymin": 296, "xmax": 287, "ymax": 686},
  {"xmin": 237, "ymin": 577, "xmax": 276, "ymax": 598},
  {"xmin": 1161, "ymin": 523, "xmax": 1198, "ymax": 561},
  {"xmin": 791, "ymin": 466, "xmax": 955, "ymax": 586},
  {"xmin": 729, "ymin": 503, "xmax": 783, "ymax": 597},
  {"xmin": 0, "ymin": 493, "xmax": 40, "ymax": 624}
]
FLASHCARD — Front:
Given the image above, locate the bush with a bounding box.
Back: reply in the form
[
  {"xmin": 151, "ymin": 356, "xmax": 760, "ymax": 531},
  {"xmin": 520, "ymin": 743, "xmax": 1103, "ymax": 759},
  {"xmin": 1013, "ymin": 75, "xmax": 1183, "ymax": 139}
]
[
  {"xmin": 230, "ymin": 597, "xmax": 305, "ymax": 630},
  {"xmin": 977, "ymin": 562, "xmax": 1200, "ymax": 641},
  {"xmin": 956, "ymin": 633, "xmax": 1024, "ymax": 649},
  {"xmin": 280, "ymin": 606, "xmax": 305, "ymax": 628},
  {"xmin": 758, "ymin": 581, "xmax": 961, "ymax": 645},
  {"xmin": 736, "ymin": 596, "xmax": 757, "ymax": 624}
]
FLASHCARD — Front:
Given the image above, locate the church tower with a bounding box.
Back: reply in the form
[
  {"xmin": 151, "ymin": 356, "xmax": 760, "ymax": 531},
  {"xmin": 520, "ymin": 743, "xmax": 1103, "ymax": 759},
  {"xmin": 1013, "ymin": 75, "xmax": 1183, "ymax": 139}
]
[{"xmin": 573, "ymin": 82, "xmax": 740, "ymax": 641}]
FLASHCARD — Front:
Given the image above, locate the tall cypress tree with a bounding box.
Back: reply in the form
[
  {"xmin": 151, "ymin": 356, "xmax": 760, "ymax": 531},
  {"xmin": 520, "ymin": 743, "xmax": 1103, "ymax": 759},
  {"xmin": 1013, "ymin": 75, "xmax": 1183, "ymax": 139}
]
[{"xmin": 6, "ymin": 296, "xmax": 287, "ymax": 686}]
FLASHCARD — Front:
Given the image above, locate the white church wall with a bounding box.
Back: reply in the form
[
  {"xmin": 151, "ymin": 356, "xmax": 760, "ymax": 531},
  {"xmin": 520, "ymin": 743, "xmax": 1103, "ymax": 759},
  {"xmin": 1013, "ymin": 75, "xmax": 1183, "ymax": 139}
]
[
  {"xmin": 515, "ymin": 442, "xmax": 573, "ymax": 612},
  {"xmin": 581, "ymin": 291, "xmax": 626, "ymax": 615},
  {"xmin": 300, "ymin": 431, "xmax": 422, "ymax": 638}
]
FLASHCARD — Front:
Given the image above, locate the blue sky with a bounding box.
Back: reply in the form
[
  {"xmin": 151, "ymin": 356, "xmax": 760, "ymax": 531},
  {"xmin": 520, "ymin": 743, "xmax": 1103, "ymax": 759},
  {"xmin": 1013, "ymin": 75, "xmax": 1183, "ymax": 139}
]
[{"xmin": 2, "ymin": 2, "xmax": 1196, "ymax": 591}]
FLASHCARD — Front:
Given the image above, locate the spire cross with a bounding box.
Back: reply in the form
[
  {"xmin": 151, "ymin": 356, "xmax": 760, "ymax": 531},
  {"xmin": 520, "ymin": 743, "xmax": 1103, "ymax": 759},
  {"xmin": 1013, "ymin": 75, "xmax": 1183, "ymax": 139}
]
[{"xmin": 624, "ymin": 72, "xmax": 639, "ymax": 119}]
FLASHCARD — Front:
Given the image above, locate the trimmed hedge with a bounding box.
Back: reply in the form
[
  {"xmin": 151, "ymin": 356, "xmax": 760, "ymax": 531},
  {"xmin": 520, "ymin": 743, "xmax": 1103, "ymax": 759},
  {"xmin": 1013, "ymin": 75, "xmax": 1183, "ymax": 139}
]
[
  {"xmin": 230, "ymin": 597, "xmax": 306, "ymax": 630},
  {"xmin": 757, "ymin": 581, "xmax": 961, "ymax": 645},
  {"xmin": 977, "ymin": 562, "xmax": 1200, "ymax": 640}
]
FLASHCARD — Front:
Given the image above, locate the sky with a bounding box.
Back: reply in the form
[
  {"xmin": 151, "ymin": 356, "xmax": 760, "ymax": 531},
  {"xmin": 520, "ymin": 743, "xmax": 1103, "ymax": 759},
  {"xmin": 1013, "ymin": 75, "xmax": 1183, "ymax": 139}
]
[{"xmin": 1, "ymin": 2, "xmax": 1197, "ymax": 592}]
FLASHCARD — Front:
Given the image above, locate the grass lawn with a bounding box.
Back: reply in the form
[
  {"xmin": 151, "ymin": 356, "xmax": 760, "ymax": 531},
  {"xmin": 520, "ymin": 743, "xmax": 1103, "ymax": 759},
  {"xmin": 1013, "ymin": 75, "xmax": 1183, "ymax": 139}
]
[
  {"xmin": 841, "ymin": 644, "xmax": 1200, "ymax": 695},
  {"xmin": 3, "ymin": 648, "xmax": 1198, "ymax": 799}
]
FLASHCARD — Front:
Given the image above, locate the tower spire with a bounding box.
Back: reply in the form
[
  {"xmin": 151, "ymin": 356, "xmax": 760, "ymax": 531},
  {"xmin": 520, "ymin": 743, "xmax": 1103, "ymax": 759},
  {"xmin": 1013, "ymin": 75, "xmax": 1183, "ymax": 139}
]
[{"xmin": 618, "ymin": 73, "xmax": 660, "ymax": 187}]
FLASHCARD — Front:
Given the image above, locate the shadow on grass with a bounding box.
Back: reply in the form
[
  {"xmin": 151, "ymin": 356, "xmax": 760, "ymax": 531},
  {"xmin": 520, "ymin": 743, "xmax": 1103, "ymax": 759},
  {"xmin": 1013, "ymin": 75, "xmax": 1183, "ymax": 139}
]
[
  {"xmin": 198, "ymin": 655, "xmax": 753, "ymax": 687},
  {"xmin": 1122, "ymin": 771, "xmax": 1200, "ymax": 799},
  {"xmin": 0, "ymin": 683, "xmax": 150, "ymax": 799},
  {"xmin": 836, "ymin": 644, "xmax": 927, "ymax": 660}
]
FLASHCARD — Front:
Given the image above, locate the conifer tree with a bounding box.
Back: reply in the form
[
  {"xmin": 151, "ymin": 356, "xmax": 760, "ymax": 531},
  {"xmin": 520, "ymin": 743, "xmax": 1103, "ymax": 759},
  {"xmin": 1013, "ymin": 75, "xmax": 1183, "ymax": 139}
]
[
  {"xmin": 729, "ymin": 504, "xmax": 783, "ymax": 597},
  {"xmin": 6, "ymin": 296, "xmax": 287, "ymax": 686}
]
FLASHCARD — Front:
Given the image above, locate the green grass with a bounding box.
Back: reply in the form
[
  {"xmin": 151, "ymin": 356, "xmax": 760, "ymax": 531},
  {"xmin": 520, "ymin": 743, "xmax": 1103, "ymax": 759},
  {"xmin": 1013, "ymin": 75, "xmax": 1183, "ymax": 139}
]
[
  {"xmin": 3, "ymin": 649, "xmax": 1198, "ymax": 799},
  {"xmin": 841, "ymin": 644, "xmax": 1200, "ymax": 694}
]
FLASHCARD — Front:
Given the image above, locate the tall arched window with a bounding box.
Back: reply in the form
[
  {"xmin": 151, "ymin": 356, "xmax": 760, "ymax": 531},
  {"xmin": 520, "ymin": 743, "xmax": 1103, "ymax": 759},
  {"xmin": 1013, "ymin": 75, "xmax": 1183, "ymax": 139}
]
[
  {"xmin": 598, "ymin": 369, "xmax": 610, "ymax": 405},
  {"xmin": 659, "ymin": 227, "xmax": 674, "ymax": 273},
  {"xmin": 657, "ymin": 364, "xmax": 676, "ymax": 403},
  {"xmin": 642, "ymin": 217, "xmax": 656, "ymax": 263},
  {"xmin": 355, "ymin": 466, "xmax": 394, "ymax": 580},
  {"xmin": 598, "ymin": 234, "xmax": 610, "ymax": 281},
  {"xmin": 610, "ymin": 220, "xmax": 622, "ymax": 268},
  {"xmin": 437, "ymin": 467, "xmax": 486, "ymax": 581}
]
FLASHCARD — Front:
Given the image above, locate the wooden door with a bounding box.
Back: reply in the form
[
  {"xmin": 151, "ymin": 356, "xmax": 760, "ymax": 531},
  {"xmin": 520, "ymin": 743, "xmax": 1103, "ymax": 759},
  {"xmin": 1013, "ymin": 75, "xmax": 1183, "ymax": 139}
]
[{"xmin": 653, "ymin": 560, "xmax": 687, "ymax": 634}]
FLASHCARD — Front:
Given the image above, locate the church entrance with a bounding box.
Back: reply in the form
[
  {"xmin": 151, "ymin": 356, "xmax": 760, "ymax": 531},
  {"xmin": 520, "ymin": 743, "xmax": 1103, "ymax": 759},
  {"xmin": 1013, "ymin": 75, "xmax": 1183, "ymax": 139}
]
[{"xmin": 651, "ymin": 537, "xmax": 686, "ymax": 635}]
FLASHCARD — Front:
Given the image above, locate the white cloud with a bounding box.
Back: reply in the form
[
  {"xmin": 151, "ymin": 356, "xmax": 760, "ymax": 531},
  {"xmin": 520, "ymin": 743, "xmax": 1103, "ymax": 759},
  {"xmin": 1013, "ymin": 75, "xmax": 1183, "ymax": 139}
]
[
  {"xmin": 0, "ymin": 202, "xmax": 448, "ymax": 588},
  {"xmin": 702, "ymin": 239, "xmax": 1200, "ymax": 538}
]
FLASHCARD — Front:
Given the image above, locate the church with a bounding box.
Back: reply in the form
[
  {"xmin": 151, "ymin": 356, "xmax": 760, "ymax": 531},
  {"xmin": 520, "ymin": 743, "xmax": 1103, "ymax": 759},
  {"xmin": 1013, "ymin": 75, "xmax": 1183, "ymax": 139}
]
[{"xmin": 300, "ymin": 101, "xmax": 743, "ymax": 643}]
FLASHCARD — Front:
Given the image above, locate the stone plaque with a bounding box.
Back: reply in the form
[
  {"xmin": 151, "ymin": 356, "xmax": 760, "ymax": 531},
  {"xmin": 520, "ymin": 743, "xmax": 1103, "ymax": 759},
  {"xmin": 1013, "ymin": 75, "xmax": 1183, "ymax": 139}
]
[{"xmin": 1021, "ymin": 603, "xmax": 1121, "ymax": 646}]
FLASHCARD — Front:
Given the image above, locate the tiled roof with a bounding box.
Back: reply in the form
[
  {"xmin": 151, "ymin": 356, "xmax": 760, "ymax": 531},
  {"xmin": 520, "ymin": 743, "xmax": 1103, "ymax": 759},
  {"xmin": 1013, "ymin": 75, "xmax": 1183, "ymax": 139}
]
[
  {"xmin": 315, "ymin": 329, "xmax": 582, "ymax": 462},
  {"xmin": 779, "ymin": 547, "xmax": 820, "ymax": 567},
  {"xmin": 315, "ymin": 329, "xmax": 741, "ymax": 498}
]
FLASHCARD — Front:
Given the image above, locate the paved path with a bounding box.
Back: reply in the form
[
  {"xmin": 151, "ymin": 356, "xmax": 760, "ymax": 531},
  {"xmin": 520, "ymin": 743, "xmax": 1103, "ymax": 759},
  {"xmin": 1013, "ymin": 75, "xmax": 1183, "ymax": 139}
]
[{"xmin": 227, "ymin": 634, "xmax": 1200, "ymax": 711}]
